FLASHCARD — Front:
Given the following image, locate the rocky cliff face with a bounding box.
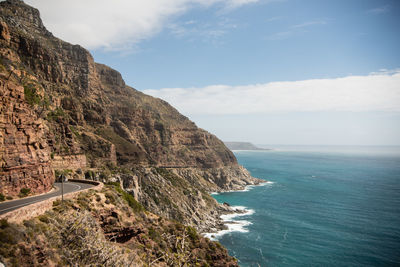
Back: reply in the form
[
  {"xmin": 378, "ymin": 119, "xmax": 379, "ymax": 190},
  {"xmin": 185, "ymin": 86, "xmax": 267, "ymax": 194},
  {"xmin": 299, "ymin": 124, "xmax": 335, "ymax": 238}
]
[
  {"xmin": 0, "ymin": 0, "xmax": 262, "ymax": 229},
  {"xmin": 0, "ymin": 70, "xmax": 53, "ymax": 196}
]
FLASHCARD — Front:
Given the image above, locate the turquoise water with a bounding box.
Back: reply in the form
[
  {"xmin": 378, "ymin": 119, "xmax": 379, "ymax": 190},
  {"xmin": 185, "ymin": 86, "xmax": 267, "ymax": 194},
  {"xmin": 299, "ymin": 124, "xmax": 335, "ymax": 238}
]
[{"xmin": 212, "ymin": 147, "xmax": 400, "ymax": 266}]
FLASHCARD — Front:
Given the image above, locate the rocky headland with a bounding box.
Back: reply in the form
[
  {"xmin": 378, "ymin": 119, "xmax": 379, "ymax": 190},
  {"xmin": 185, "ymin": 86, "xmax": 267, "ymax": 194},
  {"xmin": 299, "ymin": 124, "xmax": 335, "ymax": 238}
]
[{"xmin": 224, "ymin": 141, "xmax": 270, "ymax": 151}]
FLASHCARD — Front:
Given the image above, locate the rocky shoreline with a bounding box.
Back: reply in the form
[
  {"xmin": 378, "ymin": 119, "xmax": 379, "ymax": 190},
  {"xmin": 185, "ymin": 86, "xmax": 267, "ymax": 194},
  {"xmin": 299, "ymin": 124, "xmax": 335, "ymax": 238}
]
[{"xmin": 202, "ymin": 179, "xmax": 267, "ymax": 237}]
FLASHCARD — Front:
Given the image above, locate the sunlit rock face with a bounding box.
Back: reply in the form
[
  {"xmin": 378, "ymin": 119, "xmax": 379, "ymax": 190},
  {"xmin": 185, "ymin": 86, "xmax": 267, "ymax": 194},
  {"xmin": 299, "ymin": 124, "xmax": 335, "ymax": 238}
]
[{"xmin": 0, "ymin": 0, "xmax": 261, "ymax": 225}]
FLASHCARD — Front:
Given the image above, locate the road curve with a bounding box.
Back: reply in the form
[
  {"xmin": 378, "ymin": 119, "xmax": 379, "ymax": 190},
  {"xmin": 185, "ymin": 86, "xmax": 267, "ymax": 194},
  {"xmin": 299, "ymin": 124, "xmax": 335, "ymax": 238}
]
[{"xmin": 0, "ymin": 182, "xmax": 95, "ymax": 215}]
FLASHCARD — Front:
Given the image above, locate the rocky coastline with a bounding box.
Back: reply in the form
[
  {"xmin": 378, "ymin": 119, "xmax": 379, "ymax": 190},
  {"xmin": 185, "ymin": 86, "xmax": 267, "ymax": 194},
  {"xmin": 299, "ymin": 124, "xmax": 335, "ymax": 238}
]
[{"xmin": 0, "ymin": 0, "xmax": 263, "ymax": 265}]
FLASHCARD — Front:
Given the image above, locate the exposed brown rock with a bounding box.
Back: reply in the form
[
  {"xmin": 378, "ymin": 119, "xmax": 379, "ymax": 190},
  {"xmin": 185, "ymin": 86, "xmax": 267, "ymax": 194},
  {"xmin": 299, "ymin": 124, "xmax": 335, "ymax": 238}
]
[
  {"xmin": 0, "ymin": 74, "xmax": 53, "ymax": 197},
  {"xmin": 0, "ymin": 0, "xmax": 263, "ymax": 231},
  {"xmin": 50, "ymin": 154, "xmax": 87, "ymax": 170},
  {"xmin": 0, "ymin": 19, "xmax": 10, "ymax": 44}
]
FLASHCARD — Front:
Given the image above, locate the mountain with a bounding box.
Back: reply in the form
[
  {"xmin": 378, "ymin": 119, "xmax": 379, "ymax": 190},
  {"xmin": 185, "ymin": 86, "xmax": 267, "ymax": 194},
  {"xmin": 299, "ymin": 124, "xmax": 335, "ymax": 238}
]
[
  {"xmin": 224, "ymin": 142, "xmax": 269, "ymax": 151},
  {"xmin": 0, "ymin": 0, "xmax": 262, "ymax": 265}
]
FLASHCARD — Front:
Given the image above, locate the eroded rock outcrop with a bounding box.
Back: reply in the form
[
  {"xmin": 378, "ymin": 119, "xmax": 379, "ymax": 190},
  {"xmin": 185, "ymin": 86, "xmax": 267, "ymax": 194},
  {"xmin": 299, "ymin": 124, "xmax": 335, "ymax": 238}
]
[{"xmin": 0, "ymin": 72, "xmax": 53, "ymax": 196}]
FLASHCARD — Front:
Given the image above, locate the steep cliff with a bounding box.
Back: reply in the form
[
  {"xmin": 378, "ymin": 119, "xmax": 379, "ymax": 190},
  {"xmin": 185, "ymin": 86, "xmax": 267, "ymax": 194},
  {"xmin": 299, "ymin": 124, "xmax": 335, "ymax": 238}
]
[
  {"xmin": 0, "ymin": 0, "xmax": 262, "ymax": 231},
  {"xmin": 0, "ymin": 67, "xmax": 53, "ymax": 196}
]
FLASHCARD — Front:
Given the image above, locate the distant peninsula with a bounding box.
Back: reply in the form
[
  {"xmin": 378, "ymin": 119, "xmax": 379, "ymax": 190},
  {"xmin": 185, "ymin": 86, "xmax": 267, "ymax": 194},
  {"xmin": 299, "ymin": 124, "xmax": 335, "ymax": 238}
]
[{"xmin": 224, "ymin": 142, "xmax": 270, "ymax": 151}]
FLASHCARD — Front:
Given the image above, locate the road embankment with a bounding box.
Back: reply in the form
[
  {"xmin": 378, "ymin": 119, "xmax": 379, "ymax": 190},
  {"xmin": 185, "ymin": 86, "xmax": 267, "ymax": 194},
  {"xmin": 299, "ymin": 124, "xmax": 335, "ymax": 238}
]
[{"xmin": 0, "ymin": 181, "xmax": 103, "ymax": 224}]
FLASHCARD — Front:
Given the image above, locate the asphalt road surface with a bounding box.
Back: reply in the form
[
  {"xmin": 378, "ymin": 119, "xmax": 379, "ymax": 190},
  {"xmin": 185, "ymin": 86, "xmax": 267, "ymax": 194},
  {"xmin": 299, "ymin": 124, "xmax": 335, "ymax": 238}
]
[{"xmin": 0, "ymin": 182, "xmax": 94, "ymax": 215}]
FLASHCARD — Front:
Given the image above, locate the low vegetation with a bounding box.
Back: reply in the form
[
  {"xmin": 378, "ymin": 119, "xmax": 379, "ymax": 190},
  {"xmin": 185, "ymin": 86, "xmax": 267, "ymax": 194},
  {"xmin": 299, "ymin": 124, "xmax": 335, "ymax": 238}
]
[
  {"xmin": 23, "ymin": 81, "xmax": 50, "ymax": 113},
  {"xmin": 0, "ymin": 186, "xmax": 237, "ymax": 267},
  {"xmin": 106, "ymin": 182, "xmax": 144, "ymax": 213},
  {"xmin": 18, "ymin": 188, "xmax": 31, "ymax": 198},
  {"xmin": 23, "ymin": 82, "xmax": 41, "ymax": 106},
  {"xmin": 46, "ymin": 107, "xmax": 66, "ymax": 121}
]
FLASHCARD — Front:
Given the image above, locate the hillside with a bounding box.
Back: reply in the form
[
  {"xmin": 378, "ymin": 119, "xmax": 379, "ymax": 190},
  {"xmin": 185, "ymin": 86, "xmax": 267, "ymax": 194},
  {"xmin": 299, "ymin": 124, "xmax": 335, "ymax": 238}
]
[
  {"xmin": 0, "ymin": 0, "xmax": 263, "ymax": 263},
  {"xmin": 224, "ymin": 142, "xmax": 269, "ymax": 151},
  {"xmin": 0, "ymin": 183, "xmax": 238, "ymax": 266}
]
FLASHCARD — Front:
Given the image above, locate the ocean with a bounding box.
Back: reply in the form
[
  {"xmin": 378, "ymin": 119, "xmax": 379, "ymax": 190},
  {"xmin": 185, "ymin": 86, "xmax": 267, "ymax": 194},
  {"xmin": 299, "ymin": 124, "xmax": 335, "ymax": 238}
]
[{"xmin": 210, "ymin": 146, "xmax": 400, "ymax": 266}]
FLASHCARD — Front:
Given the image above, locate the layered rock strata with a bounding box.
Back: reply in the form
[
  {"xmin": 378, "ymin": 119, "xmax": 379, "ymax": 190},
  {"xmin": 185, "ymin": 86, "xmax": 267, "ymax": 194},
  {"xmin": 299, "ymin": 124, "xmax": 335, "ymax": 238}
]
[
  {"xmin": 0, "ymin": 69, "xmax": 53, "ymax": 196},
  {"xmin": 0, "ymin": 0, "xmax": 262, "ymax": 232}
]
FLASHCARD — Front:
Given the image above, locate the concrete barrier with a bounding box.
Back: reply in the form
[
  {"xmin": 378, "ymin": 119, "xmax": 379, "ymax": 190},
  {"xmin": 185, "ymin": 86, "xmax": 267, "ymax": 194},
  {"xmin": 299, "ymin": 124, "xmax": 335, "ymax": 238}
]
[{"xmin": 68, "ymin": 179, "xmax": 101, "ymax": 186}]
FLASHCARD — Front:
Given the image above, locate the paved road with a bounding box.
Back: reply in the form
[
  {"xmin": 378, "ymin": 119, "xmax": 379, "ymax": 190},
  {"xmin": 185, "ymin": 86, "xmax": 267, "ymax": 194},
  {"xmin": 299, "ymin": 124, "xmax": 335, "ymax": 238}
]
[{"xmin": 0, "ymin": 182, "xmax": 94, "ymax": 215}]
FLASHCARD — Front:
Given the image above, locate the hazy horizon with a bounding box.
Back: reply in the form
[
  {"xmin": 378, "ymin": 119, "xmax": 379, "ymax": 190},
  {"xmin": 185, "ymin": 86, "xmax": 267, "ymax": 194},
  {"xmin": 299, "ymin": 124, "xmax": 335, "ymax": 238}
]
[
  {"xmin": 24, "ymin": 0, "xmax": 400, "ymax": 146},
  {"xmin": 226, "ymin": 143, "xmax": 400, "ymax": 147}
]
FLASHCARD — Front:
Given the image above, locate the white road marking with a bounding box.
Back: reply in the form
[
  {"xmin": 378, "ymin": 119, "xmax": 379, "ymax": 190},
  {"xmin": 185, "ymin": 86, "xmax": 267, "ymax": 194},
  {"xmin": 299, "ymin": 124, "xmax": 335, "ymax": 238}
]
[
  {"xmin": 0, "ymin": 199, "xmax": 45, "ymax": 212},
  {"xmin": 72, "ymin": 184, "xmax": 82, "ymax": 191},
  {"xmin": 0, "ymin": 183, "xmax": 85, "ymax": 213}
]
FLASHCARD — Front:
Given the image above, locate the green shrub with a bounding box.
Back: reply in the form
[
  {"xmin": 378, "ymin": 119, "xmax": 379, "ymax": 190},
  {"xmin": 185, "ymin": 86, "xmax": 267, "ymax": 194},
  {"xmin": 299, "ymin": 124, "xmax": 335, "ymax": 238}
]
[
  {"xmin": 155, "ymin": 167, "xmax": 188, "ymax": 187},
  {"xmin": 186, "ymin": 226, "xmax": 198, "ymax": 241},
  {"xmin": 77, "ymin": 195, "xmax": 91, "ymax": 210},
  {"xmin": 53, "ymin": 199, "xmax": 61, "ymax": 207},
  {"xmin": 46, "ymin": 107, "xmax": 66, "ymax": 121},
  {"xmin": 124, "ymin": 193, "xmax": 144, "ymax": 213},
  {"xmin": 108, "ymin": 183, "xmax": 144, "ymax": 213},
  {"xmin": 106, "ymin": 162, "xmax": 117, "ymax": 170},
  {"xmin": 23, "ymin": 83, "xmax": 41, "ymax": 106},
  {"xmin": 99, "ymin": 170, "xmax": 110, "ymax": 180},
  {"xmin": 37, "ymin": 214, "xmax": 50, "ymax": 224},
  {"xmin": 106, "ymin": 181, "xmax": 120, "ymax": 187},
  {"xmin": 148, "ymin": 227, "xmax": 161, "ymax": 241},
  {"xmin": 19, "ymin": 188, "xmax": 31, "ymax": 198},
  {"xmin": 54, "ymin": 169, "xmax": 61, "ymax": 178},
  {"xmin": 105, "ymin": 192, "xmax": 116, "ymax": 205},
  {"xmin": 0, "ymin": 219, "xmax": 9, "ymax": 229},
  {"xmin": 0, "ymin": 193, "xmax": 5, "ymax": 202},
  {"xmin": 69, "ymin": 125, "xmax": 80, "ymax": 137},
  {"xmin": 85, "ymin": 170, "xmax": 96, "ymax": 179}
]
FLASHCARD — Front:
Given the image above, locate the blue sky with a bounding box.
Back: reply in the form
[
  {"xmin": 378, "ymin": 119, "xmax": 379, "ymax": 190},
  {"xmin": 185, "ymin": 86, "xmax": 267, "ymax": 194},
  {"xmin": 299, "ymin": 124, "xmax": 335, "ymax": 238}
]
[
  {"xmin": 26, "ymin": 0, "xmax": 400, "ymax": 145},
  {"xmin": 90, "ymin": 0, "xmax": 400, "ymax": 89}
]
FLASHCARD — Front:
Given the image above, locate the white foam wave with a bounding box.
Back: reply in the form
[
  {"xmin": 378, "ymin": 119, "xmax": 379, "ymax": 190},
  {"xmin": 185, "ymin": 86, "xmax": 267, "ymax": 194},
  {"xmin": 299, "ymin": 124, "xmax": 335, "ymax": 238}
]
[
  {"xmin": 240, "ymin": 181, "xmax": 275, "ymax": 192},
  {"xmin": 204, "ymin": 220, "xmax": 252, "ymax": 241},
  {"xmin": 215, "ymin": 181, "xmax": 275, "ymax": 194},
  {"xmin": 204, "ymin": 181, "xmax": 275, "ymax": 240},
  {"xmin": 203, "ymin": 206, "xmax": 255, "ymax": 241},
  {"xmin": 221, "ymin": 206, "xmax": 255, "ymax": 221}
]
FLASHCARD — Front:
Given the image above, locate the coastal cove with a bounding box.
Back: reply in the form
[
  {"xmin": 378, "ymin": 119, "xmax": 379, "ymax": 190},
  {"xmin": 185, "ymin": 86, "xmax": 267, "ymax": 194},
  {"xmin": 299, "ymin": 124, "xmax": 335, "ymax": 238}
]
[{"xmin": 208, "ymin": 147, "xmax": 400, "ymax": 266}]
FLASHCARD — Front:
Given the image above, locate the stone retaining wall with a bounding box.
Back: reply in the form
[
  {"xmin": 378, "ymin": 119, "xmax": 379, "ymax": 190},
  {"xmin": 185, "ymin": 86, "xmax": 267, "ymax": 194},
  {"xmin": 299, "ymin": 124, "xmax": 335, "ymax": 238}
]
[
  {"xmin": 51, "ymin": 154, "xmax": 87, "ymax": 170},
  {"xmin": 0, "ymin": 181, "xmax": 103, "ymax": 224}
]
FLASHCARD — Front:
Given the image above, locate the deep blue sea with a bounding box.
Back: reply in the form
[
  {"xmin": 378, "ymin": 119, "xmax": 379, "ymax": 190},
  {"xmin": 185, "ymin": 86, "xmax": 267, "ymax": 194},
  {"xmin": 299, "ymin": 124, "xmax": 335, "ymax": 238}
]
[{"xmin": 211, "ymin": 146, "xmax": 400, "ymax": 267}]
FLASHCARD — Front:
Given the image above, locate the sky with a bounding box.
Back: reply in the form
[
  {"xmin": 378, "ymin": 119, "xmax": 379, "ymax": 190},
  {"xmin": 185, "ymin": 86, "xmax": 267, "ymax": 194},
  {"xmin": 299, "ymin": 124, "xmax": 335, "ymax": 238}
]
[{"xmin": 24, "ymin": 0, "xmax": 400, "ymax": 145}]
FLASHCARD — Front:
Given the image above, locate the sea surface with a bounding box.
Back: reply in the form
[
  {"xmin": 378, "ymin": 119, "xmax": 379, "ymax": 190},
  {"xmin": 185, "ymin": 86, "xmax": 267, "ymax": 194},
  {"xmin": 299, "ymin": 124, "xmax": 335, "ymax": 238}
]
[{"xmin": 210, "ymin": 146, "xmax": 400, "ymax": 266}]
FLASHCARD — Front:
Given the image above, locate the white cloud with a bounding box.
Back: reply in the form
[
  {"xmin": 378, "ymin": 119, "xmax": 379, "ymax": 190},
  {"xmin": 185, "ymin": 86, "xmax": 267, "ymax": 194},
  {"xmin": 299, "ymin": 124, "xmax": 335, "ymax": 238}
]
[
  {"xmin": 24, "ymin": 0, "xmax": 259, "ymax": 50},
  {"xmin": 266, "ymin": 30, "xmax": 293, "ymax": 40},
  {"xmin": 367, "ymin": 5, "xmax": 390, "ymax": 14},
  {"xmin": 266, "ymin": 16, "xmax": 284, "ymax": 22},
  {"xmin": 226, "ymin": 0, "xmax": 259, "ymax": 8},
  {"xmin": 167, "ymin": 17, "xmax": 237, "ymax": 45},
  {"xmin": 143, "ymin": 70, "xmax": 400, "ymax": 115},
  {"xmin": 267, "ymin": 19, "xmax": 327, "ymax": 40},
  {"xmin": 292, "ymin": 20, "xmax": 326, "ymax": 28}
]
